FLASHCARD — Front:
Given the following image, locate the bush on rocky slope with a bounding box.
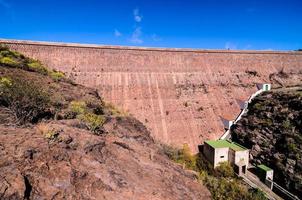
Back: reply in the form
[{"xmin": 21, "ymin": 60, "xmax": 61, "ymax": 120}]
[
  {"xmin": 231, "ymin": 89, "xmax": 302, "ymax": 198},
  {"xmin": 0, "ymin": 46, "xmax": 107, "ymax": 131},
  {"xmin": 0, "ymin": 44, "xmax": 65, "ymax": 81},
  {"xmin": 0, "ymin": 76, "xmax": 52, "ymax": 124}
]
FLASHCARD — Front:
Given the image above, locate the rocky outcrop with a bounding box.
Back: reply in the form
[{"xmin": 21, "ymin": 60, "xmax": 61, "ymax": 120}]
[
  {"xmin": 0, "ymin": 118, "xmax": 210, "ymax": 200},
  {"xmin": 231, "ymin": 88, "xmax": 302, "ymax": 198}
]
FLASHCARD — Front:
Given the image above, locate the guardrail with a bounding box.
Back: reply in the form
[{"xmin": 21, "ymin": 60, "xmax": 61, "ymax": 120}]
[
  {"xmin": 273, "ymin": 182, "xmax": 300, "ymax": 200},
  {"xmin": 220, "ymin": 88, "xmax": 264, "ymax": 139}
]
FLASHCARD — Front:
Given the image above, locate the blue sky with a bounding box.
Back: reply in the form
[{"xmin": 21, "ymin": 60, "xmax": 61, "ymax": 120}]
[{"xmin": 0, "ymin": 0, "xmax": 301, "ymax": 50}]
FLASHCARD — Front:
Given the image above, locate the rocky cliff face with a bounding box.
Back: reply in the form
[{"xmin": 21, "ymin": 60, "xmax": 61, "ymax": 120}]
[
  {"xmin": 0, "ymin": 47, "xmax": 211, "ymax": 200},
  {"xmin": 2, "ymin": 39, "xmax": 302, "ymax": 152},
  {"xmin": 231, "ymin": 88, "xmax": 302, "ymax": 198}
]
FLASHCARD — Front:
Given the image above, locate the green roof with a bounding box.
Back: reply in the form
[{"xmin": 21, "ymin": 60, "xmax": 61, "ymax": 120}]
[
  {"xmin": 257, "ymin": 164, "xmax": 272, "ymax": 172},
  {"xmin": 205, "ymin": 140, "xmax": 247, "ymax": 151}
]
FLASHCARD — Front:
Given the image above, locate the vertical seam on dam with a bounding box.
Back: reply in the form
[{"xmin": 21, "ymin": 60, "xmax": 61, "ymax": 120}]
[{"xmin": 154, "ymin": 74, "xmax": 169, "ymax": 143}]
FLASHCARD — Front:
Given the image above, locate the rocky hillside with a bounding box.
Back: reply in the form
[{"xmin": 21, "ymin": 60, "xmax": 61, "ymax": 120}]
[
  {"xmin": 0, "ymin": 46, "xmax": 211, "ymax": 199},
  {"xmin": 231, "ymin": 89, "xmax": 302, "ymax": 198}
]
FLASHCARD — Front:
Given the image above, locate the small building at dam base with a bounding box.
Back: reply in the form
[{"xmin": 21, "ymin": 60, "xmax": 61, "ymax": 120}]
[{"xmin": 203, "ymin": 140, "xmax": 249, "ymax": 176}]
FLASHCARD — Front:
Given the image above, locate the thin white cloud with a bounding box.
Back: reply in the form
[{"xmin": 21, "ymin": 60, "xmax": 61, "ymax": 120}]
[
  {"xmin": 225, "ymin": 42, "xmax": 237, "ymax": 50},
  {"xmin": 130, "ymin": 27, "xmax": 143, "ymax": 44},
  {"xmin": 151, "ymin": 34, "xmax": 162, "ymax": 42},
  {"xmin": 133, "ymin": 8, "xmax": 142, "ymax": 22},
  {"xmin": 114, "ymin": 29, "xmax": 122, "ymax": 37}
]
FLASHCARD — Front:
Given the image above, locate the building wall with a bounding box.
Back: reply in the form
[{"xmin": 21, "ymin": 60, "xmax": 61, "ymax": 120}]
[
  {"xmin": 1, "ymin": 39, "xmax": 302, "ymax": 152},
  {"xmin": 266, "ymin": 170, "xmax": 274, "ymax": 180},
  {"xmin": 228, "ymin": 148, "xmax": 236, "ymax": 165},
  {"xmin": 214, "ymin": 148, "xmax": 229, "ymax": 167},
  {"xmin": 234, "ymin": 150, "xmax": 249, "ymax": 167},
  {"xmin": 203, "ymin": 143, "xmax": 215, "ymax": 166}
]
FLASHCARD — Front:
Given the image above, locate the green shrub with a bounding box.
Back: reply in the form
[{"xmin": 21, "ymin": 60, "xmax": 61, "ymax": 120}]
[
  {"xmin": 181, "ymin": 143, "xmax": 197, "ymax": 170},
  {"xmin": 261, "ymin": 119, "xmax": 273, "ymax": 126},
  {"xmin": 68, "ymin": 100, "xmax": 106, "ymax": 133},
  {"xmin": 0, "ymin": 50, "xmax": 22, "ymax": 58},
  {"xmin": 196, "ymin": 153, "xmax": 215, "ymax": 174},
  {"xmin": 254, "ymin": 103, "xmax": 264, "ymax": 110},
  {"xmin": 86, "ymin": 100, "xmax": 104, "ymax": 115},
  {"xmin": 104, "ymin": 102, "xmax": 127, "ymax": 116},
  {"xmin": 78, "ymin": 112, "xmax": 106, "ymax": 133},
  {"xmin": 288, "ymin": 143, "xmax": 297, "ymax": 153},
  {"xmin": 0, "ymin": 44, "xmax": 9, "ymax": 51},
  {"xmin": 0, "ymin": 48, "xmax": 67, "ymax": 81},
  {"xmin": 0, "ymin": 57, "xmax": 19, "ymax": 67},
  {"xmin": 249, "ymin": 188, "xmax": 267, "ymax": 200},
  {"xmin": 44, "ymin": 130, "xmax": 59, "ymax": 140},
  {"xmin": 69, "ymin": 101, "xmax": 87, "ymax": 115},
  {"xmin": 49, "ymin": 70, "xmax": 65, "ymax": 81},
  {"xmin": 161, "ymin": 144, "xmax": 182, "ymax": 161},
  {"xmin": 27, "ymin": 60, "xmax": 48, "ymax": 75},
  {"xmin": 163, "ymin": 143, "xmax": 197, "ymax": 170},
  {"xmin": 215, "ymin": 161, "xmax": 235, "ymax": 178},
  {"xmin": 200, "ymin": 172, "xmax": 266, "ymax": 200},
  {"xmin": 282, "ymin": 119, "xmax": 291, "ymax": 129},
  {"xmin": 0, "ymin": 76, "xmax": 52, "ymax": 123},
  {"xmin": 163, "ymin": 145, "xmax": 267, "ymax": 200},
  {"xmin": 0, "ymin": 76, "xmax": 12, "ymax": 87}
]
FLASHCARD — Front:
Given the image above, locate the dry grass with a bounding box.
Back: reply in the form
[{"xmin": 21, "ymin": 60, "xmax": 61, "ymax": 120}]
[{"xmin": 36, "ymin": 123, "xmax": 59, "ymax": 140}]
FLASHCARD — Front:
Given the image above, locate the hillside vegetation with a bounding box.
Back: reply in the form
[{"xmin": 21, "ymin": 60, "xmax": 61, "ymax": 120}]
[
  {"xmin": 231, "ymin": 89, "xmax": 302, "ymax": 198},
  {"xmin": 162, "ymin": 144, "xmax": 267, "ymax": 200},
  {"xmin": 0, "ymin": 46, "xmax": 211, "ymax": 199}
]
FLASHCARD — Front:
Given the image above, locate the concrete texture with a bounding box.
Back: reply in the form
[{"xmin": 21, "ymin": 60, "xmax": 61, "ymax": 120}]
[{"xmin": 1, "ymin": 39, "xmax": 302, "ymax": 152}]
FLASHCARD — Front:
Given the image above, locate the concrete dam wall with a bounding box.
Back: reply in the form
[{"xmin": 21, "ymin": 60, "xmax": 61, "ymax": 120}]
[{"xmin": 1, "ymin": 39, "xmax": 302, "ymax": 152}]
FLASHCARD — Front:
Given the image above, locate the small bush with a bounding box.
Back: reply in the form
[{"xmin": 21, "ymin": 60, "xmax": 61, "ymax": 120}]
[
  {"xmin": 0, "ymin": 57, "xmax": 19, "ymax": 67},
  {"xmin": 36, "ymin": 123, "xmax": 59, "ymax": 140},
  {"xmin": 69, "ymin": 101, "xmax": 87, "ymax": 115},
  {"xmin": 249, "ymin": 188, "xmax": 267, "ymax": 200},
  {"xmin": 86, "ymin": 100, "xmax": 104, "ymax": 115},
  {"xmin": 282, "ymin": 119, "xmax": 291, "ymax": 129},
  {"xmin": 0, "ymin": 47, "xmax": 67, "ymax": 82},
  {"xmin": 0, "ymin": 77, "xmax": 13, "ymax": 102},
  {"xmin": 0, "ymin": 76, "xmax": 12, "ymax": 88},
  {"xmin": 27, "ymin": 60, "xmax": 48, "ymax": 75},
  {"xmin": 78, "ymin": 112, "xmax": 106, "ymax": 133},
  {"xmin": 0, "ymin": 44, "xmax": 9, "ymax": 51},
  {"xmin": 163, "ymin": 143, "xmax": 197, "ymax": 170},
  {"xmin": 0, "ymin": 76, "xmax": 52, "ymax": 124},
  {"xmin": 104, "ymin": 102, "xmax": 127, "ymax": 116},
  {"xmin": 49, "ymin": 70, "xmax": 65, "ymax": 81},
  {"xmin": 68, "ymin": 100, "xmax": 106, "ymax": 133},
  {"xmin": 161, "ymin": 144, "xmax": 182, "ymax": 161},
  {"xmin": 261, "ymin": 119, "xmax": 273, "ymax": 126},
  {"xmin": 215, "ymin": 161, "xmax": 235, "ymax": 178},
  {"xmin": 181, "ymin": 143, "xmax": 197, "ymax": 170},
  {"xmin": 288, "ymin": 143, "xmax": 297, "ymax": 153},
  {"xmin": 254, "ymin": 103, "xmax": 264, "ymax": 110}
]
